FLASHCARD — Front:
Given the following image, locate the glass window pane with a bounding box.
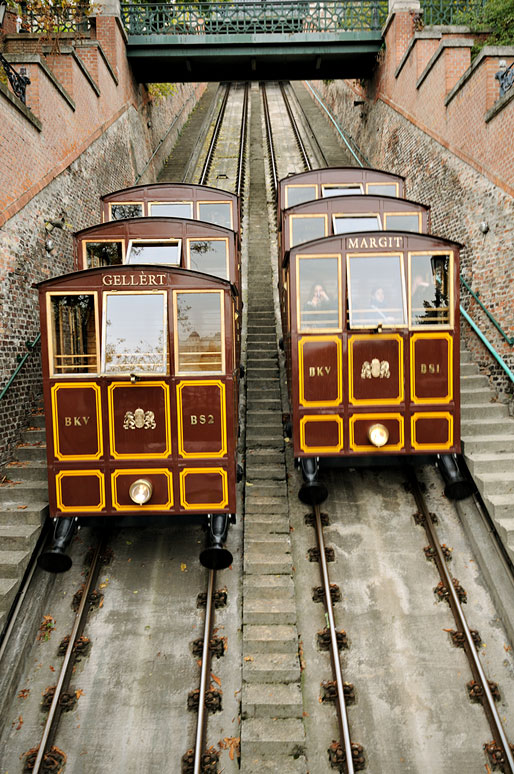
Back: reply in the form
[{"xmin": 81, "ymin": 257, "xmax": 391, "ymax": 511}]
[
  {"xmin": 385, "ymin": 214, "xmax": 420, "ymax": 232},
  {"xmin": 410, "ymin": 254, "xmax": 451, "ymax": 326},
  {"xmin": 298, "ymin": 257, "xmax": 340, "ymax": 330},
  {"xmin": 333, "ymin": 215, "xmax": 381, "ymax": 234},
  {"xmin": 51, "ymin": 295, "xmax": 97, "ymax": 374},
  {"xmin": 86, "ymin": 242, "xmax": 123, "ymax": 269},
  {"xmin": 348, "ymin": 255, "xmax": 406, "ymax": 327},
  {"xmin": 322, "ymin": 185, "xmax": 363, "ymax": 197},
  {"xmin": 176, "ymin": 292, "xmax": 223, "ymax": 373},
  {"xmin": 198, "ymin": 202, "xmax": 232, "ymax": 229},
  {"xmin": 291, "ymin": 216, "xmax": 326, "ymax": 247},
  {"xmin": 126, "ymin": 242, "xmax": 181, "ymax": 265},
  {"xmin": 103, "ymin": 293, "xmax": 167, "ymax": 374},
  {"xmin": 286, "ymin": 186, "xmax": 317, "ymax": 207},
  {"xmin": 110, "ymin": 203, "xmax": 143, "ymax": 220},
  {"xmin": 188, "ymin": 240, "xmax": 228, "ymax": 279},
  {"xmin": 366, "ymin": 183, "xmax": 398, "ymax": 197},
  {"xmin": 149, "ymin": 202, "xmax": 193, "ymax": 218}
]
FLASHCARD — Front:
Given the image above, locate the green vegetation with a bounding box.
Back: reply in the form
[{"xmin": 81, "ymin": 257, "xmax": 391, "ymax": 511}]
[
  {"xmin": 148, "ymin": 82, "xmax": 177, "ymax": 101},
  {"xmin": 458, "ymin": 0, "xmax": 514, "ymax": 51}
]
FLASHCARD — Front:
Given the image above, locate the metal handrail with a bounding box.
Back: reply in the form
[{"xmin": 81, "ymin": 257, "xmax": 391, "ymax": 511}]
[
  {"xmin": 460, "ymin": 276, "xmax": 514, "ymax": 345},
  {"xmin": 121, "ymin": 0, "xmax": 389, "ymax": 36},
  {"xmin": 0, "ymin": 334, "xmax": 41, "ymax": 402},
  {"xmin": 460, "ymin": 307, "xmax": 514, "ymax": 383}
]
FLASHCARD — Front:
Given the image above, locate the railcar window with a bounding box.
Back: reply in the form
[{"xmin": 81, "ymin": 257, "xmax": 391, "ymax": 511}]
[
  {"xmin": 290, "ymin": 215, "xmax": 326, "ymax": 247},
  {"xmin": 49, "ymin": 294, "xmax": 98, "ymax": 375},
  {"xmin": 410, "ymin": 253, "xmax": 451, "ymax": 326},
  {"xmin": 102, "ymin": 292, "xmax": 167, "ymax": 374},
  {"xmin": 110, "ymin": 203, "xmax": 143, "ymax": 220},
  {"xmin": 347, "ymin": 254, "xmax": 406, "ymax": 328},
  {"xmin": 187, "ymin": 240, "xmax": 228, "ymax": 279},
  {"xmin": 126, "ymin": 241, "xmax": 181, "ymax": 266},
  {"xmin": 149, "ymin": 202, "xmax": 193, "ymax": 218},
  {"xmin": 285, "ymin": 185, "xmax": 317, "ymax": 207},
  {"xmin": 366, "ymin": 183, "xmax": 399, "ymax": 197},
  {"xmin": 384, "ymin": 213, "xmax": 420, "ymax": 232},
  {"xmin": 297, "ymin": 256, "xmax": 340, "ymax": 331},
  {"xmin": 85, "ymin": 241, "xmax": 123, "ymax": 269},
  {"xmin": 333, "ymin": 215, "xmax": 381, "ymax": 234},
  {"xmin": 322, "ymin": 185, "xmax": 363, "ymax": 197},
  {"xmin": 198, "ymin": 202, "xmax": 232, "ymax": 230},
  {"xmin": 175, "ymin": 291, "xmax": 224, "ymax": 374}
]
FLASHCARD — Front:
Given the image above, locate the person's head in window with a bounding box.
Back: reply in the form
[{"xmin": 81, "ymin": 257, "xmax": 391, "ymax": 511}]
[
  {"xmin": 306, "ymin": 283, "xmax": 331, "ymax": 309},
  {"xmin": 370, "ymin": 286, "xmax": 386, "ymax": 308}
]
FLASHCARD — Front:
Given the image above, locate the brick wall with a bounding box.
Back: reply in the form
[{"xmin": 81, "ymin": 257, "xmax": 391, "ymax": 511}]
[
  {"xmin": 0, "ymin": 15, "xmax": 205, "ymax": 465},
  {"xmin": 310, "ymin": 15, "xmax": 514, "ymax": 406}
]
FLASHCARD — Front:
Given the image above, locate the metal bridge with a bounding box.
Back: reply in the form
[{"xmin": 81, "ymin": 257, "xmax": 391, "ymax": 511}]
[{"xmin": 120, "ymin": 1, "xmax": 389, "ymax": 82}]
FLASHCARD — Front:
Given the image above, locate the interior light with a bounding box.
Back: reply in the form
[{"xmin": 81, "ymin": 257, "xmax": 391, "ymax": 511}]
[
  {"xmin": 129, "ymin": 478, "xmax": 153, "ymax": 505},
  {"xmin": 368, "ymin": 423, "xmax": 389, "ymax": 448}
]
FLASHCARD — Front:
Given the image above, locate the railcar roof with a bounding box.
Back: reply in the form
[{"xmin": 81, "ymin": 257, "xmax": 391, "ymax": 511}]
[
  {"xmin": 283, "ymin": 230, "xmax": 462, "ymax": 268},
  {"xmin": 101, "ymin": 182, "xmax": 238, "ymax": 201},
  {"xmin": 278, "ymin": 166, "xmax": 406, "ymax": 186},
  {"xmin": 35, "ymin": 263, "xmax": 237, "ymax": 295},
  {"xmin": 74, "ymin": 216, "xmax": 237, "ymax": 239},
  {"xmin": 282, "ymin": 193, "xmax": 430, "ymax": 216}
]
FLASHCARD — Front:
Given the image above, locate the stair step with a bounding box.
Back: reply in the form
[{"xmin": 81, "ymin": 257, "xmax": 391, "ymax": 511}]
[
  {"xmin": 0, "ymin": 523, "xmax": 41, "ymax": 550},
  {"xmin": 242, "ymin": 682, "xmax": 303, "ymax": 718},
  {"xmin": 462, "ymin": 435, "xmax": 514, "ymax": 454},
  {"xmin": 460, "ymin": 388, "xmax": 497, "ymax": 405},
  {"xmin": 475, "ymin": 471, "xmax": 514, "ymax": 496},
  {"xmin": 241, "ymin": 718, "xmax": 305, "ymax": 756},
  {"xmin": 244, "ymin": 624, "xmax": 298, "ymax": 654},
  {"xmin": 0, "ymin": 503, "xmax": 48, "ymax": 526},
  {"xmin": 0, "ymin": 576, "xmax": 19, "ymax": 614},
  {"xmin": 0, "ymin": 550, "xmax": 30, "ymax": 578},
  {"xmin": 0, "ymin": 481, "xmax": 48, "ymax": 504},
  {"xmin": 5, "ymin": 461, "xmax": 48, "ymax": 482},
  {"xmin": 465, "ymin": 452, "xmax": 514, "ymax": 476},
  {"xmin": 461, "ymin": 403, "xmax": 509, "ymax": 420},
  {"xmin": 243, "ymin": 653, "xmax": 300, "ymax": 683},
  {"xmin": 15, "ymin": 443, "xmax": 47, "ymax": 461},
  {"xmin": 460, "ymin": 418, "xmax": 514, "ymax": 437}
]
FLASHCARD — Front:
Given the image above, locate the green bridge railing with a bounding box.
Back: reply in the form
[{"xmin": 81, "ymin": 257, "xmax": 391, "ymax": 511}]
[{"xmin": 120, "ymin": 1, "xmax": 389, "ymax": 36}]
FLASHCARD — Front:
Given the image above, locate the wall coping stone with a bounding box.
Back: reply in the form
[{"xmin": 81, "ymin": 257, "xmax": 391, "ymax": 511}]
[
  {"xmin": 395, "ymin": 30, "xmax": 443, "ymax": 78},
  {"xmin": 75, "ymin": 38, "xmax": 119, "ymax": 86},
  {"xmin": 0, "ymin": 78, "xmax": 42, "ymax": 130},
  {"xmin": 4, "ymin": 52, "xmax": 76, "ymax": 111},
  {"xmin": 445, "ymin": 45, "xmax": 514, "ymax": 107},
  {"xmin": 416, "ymin": 38, "xmax": 473, "ymax": 89},
  {"xmin": 485, "ymin": 84, "xmax": 514, "ymax": 122}
]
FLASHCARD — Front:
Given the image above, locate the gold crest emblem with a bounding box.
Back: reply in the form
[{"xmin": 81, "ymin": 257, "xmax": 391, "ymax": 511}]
[
  {"xmin": 123, "ymin": 408, "xmax": 156, "ymax": 430},
  {"xmin": 361, "ymin": 359, "xmax": 390, "ymax": 379}
]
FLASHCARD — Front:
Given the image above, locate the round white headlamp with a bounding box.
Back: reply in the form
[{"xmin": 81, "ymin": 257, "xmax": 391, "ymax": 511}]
[
  {"xmin": 368, "ymin": 423, "xmax": 389, "ymax": 448},
  {"xmin": 129, "ymin": 478, "xmax": 153, "ymax": 505}
]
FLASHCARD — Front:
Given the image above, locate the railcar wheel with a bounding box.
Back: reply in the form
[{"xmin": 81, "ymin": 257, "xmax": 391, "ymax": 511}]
[{"xmin": 38, "ymin": 517, "xmax": 76, "ymax": 573}]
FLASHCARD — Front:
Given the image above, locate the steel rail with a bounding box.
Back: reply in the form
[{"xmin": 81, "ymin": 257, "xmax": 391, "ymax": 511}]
[
  {"xmin": 193, "ymin": 569, "xmax": 217, "ymax": 774},
  {"xmin": 408, "ymin": 468, "xmax": 514, "ymax": 772},
  {"xmin": 199, "ymin": 83, "xmax": 231, "ymax": 186},
  {"xmin": 279, "ymin": 81, "xmax": 312, "ymax": 172},
  {"xmin": 260, "ymin": 83, "xmax": 278, "ymax": 198},
  {"xmin": 282, "ymin": 81, "xmax": 328, "ymax": 169},
  {"xmin": 313, "ymin": 504, "xmax": 355, "ymax": 774},
  {"xmin": 236, "ymin": 83, "xmax": 249, "ymax": 201},
  {"xmin": 31, "ymin": 539, "xmax": 105, "ymax": 774}
]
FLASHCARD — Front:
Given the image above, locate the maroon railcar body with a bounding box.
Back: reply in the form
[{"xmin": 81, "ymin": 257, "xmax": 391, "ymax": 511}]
[
  {"xmin": 101, "ymin": 183, "xmax": 240, "ymax": 236},
  {"xmin": 38, "ymin": 266, "xmax": 239, "ymax": 520},
  {"xmin": 283, "ymin": 231, "xmax": 461, "ymax": 458}
]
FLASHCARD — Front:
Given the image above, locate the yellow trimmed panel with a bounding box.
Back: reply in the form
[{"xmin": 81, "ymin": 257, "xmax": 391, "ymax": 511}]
[
  {"xmin": 298, "ymin": 336, "xmax": 342, "ymax": 407},
  {"xmin": 107, "ymin": 381, "xmax": 171, "ymax": 459},
  {"xmin": 51, "ymin": 383, "xmax": 103, "ymax": 461},
  {"xmin": 410, "ymin": 333, "xmax": 453, "ymax": 404},
  {"xmin": 56, "ymin": 470, "xmax": 105, "ymax": 513},
  {"xmin": 176, "ymin": 380, "xmax": 227, "ymax": 458},
  {"xmin": 348, "ymin": 334, "xmax": 404, "ymax": 405},
  {"xmin": 179, "ymin": 468, "xmax": 228, "ymax": 510},
  {"xmin": 349, "ymin": 413, "xmax": 404, "ymax": 452},
  {"xmin": 411, "ymin": 412, "xmax": 453, "ymax": 450},
  {"xmin": 299, "ymin": 415, "xmax": 343, "ymax": 454},
  {"xmin": 111, "ymin": 469, "xmax": 173, "ymax": 511}
]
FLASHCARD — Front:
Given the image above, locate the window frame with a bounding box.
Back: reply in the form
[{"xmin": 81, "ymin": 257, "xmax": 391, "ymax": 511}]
[
  {"xmin": 346, "ymin": 251, "xmax": 408, "ymax": 330},
  {"xmin": 47, "ymin": 291, "xmax": 100, "ymax": 377},
  {"xmin": 408, "ymin": 250, "xmax": 454, "ymax": 330},
  {"xmin": 295, "ymin": 253, "xmax": 343, "ymax": 334},
  {"xmin": 108, "ymin": 201, "xmax": 144, "ymax": 221},
  {"xmin": 125, "ymin": 238, "xmax": 182, "ymax": 266},
  {"xmin": 148, "ymin": 200, "xmax": 194, "ymax": 219},
  {"xmin": 186, "ymin": 237, "xmax": 230, "ymax": 280},
  {"xmin": 173, "ymin": 289, "xmax": 226, "ymax": 376},
  {"xmin": 289, "ymin": 213, "xmax": 328, "ymax": 248},
  {"xmin": 365, "ymin": 181, "xmax": 400, "ymax": 197},
  {"xmin": 384, "ymin": 211, "xmax": 422, "ymax": 233},
  {"xmin": 197, "ymin": 200, "xmax": 234, "ymax": 230},
  {"xmin": 321, "ymin": 183, "xmax": 364, "ymax": 197},
  {"xmin": 82, "ymin": 239, "xmax": 125, "ymax": 270},
  {"xmin": 285, "ymin": 184, "xmax": 318, "ymax": 208},
  {"xmin": 332, "ymin": 212, "xmax": 382, "ymax": 234},
  {"xmin": 101, "ymin": 290, "xmax": 169, "ymax": 376}
]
